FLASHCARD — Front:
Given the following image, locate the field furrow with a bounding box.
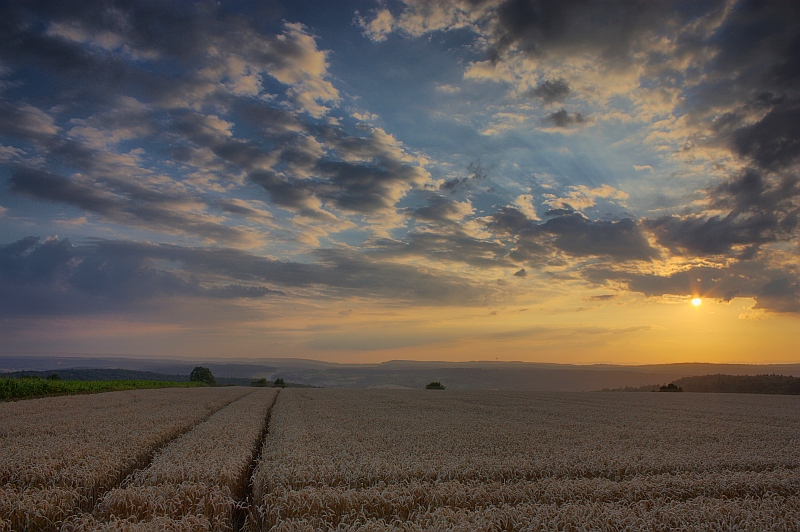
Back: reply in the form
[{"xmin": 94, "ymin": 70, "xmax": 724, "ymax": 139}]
[
  {"xmin": 0, "ymin": 386, "xmax": 253, "ymax": 530},
  {"xmin": 66, "ymin": 387, "xmax": 279, "ymax": 531},
  {"xmin": 248, "ymin": 390, "xmax": 800, "ymax": 531}
]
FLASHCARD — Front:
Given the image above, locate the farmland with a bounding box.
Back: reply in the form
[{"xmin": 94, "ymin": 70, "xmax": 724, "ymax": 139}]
[
  {"xmin": 0, "ymin": 377, "xmax": 203, "ymax": 401},
  {"xmin": 2, "ymin": 389, "xmax": 799, "ymax": 531}
]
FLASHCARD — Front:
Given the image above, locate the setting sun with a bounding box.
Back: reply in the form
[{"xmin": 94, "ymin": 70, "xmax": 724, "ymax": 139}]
[{"xmin": 692, "ymin": 298, "xmax": 702, "ymax": 307}]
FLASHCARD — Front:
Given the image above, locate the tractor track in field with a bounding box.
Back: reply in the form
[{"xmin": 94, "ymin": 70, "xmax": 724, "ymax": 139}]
[
  {"xmin": 234, "ymin": 388, "xmax": 281, "ymax": 532},
  {"xmin": 65, "ymin": 388, "xmax": 258, "ymax": 529}
]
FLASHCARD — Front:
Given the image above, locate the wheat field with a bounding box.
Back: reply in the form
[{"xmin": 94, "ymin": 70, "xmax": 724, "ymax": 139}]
[
  {"xmin": 0, "ymin": 387, "xmax": 252, "ymax": 530},
  {"xmin": 247, "ymin": 390, "xmax": 799, "ymax": 531},
  {"xmin": 1, "ymin": 388, "xmax": 798, "ymax": 531}
]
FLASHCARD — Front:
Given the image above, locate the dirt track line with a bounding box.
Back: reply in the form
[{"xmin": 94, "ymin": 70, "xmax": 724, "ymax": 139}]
[
  {"xmin": 67, "ymin": 388, "xmax": 257, "ymax": 528},
  {"xmin": 234, "ymin": 388, "xmax": 281, "ymax": 531}
]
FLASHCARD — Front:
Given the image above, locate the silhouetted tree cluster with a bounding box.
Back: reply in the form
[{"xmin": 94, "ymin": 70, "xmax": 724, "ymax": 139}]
[
  {"xmin": 189, "ymin": 366, "xmax": 215, "ymax": 385},
  {"xmin": 273, "ymin": 378, "xmax": 285, "ymax": 388},
  {"xmin": 674, "ymin": 374, "xmax": 800, "ymax": 394},
  {"xmin": 426, "ymin": 381, "xmax": 445, "ymax": 390},
  {"xmin": 659, "ymin": 383, "xmax": 683, "ymax": 392}
]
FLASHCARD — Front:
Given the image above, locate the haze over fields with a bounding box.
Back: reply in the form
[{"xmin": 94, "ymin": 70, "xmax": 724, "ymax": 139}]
[{"xmin": 1, "ymin": 1, "xmax": 799, "ymax": 365}]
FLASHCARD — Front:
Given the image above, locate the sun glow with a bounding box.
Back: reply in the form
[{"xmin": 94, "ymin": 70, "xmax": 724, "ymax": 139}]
[{"xmin": 691, "ymin": 298, "xmax": 702, "ymax": 306}]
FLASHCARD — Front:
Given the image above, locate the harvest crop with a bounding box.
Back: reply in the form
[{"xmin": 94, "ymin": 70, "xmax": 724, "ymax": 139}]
[
  {"xmin": 248, "ymin": 390, "xmax": 800, "ymax": 531},
  {"xmin": 0, "ymin": 387, "xmax": 252, "ymax": 530},
  {"xmin": 2, "ymin": 388, "xmax": 798, "ymax": 531},
  {"xmin": 67, "ymin": 388, "xmax": 278, "ymax": 530}
]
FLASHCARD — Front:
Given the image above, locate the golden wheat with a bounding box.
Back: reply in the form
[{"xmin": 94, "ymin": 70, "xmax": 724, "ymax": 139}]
[
  {"xmin": 0, "ymin": 386, "xmax": 252, "ymax": 530},
  {"xmin": 248, "ymin": 390, "xmax": 800, "ymax": 531},
  {"xmin": 66, "ymin": 388, "xmax": 278, "ymax": 531}
]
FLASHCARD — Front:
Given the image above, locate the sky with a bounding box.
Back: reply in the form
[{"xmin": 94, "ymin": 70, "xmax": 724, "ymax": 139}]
[{"xmin": 0, "ymin": 0, "xmax": 798, "ymax": 364}]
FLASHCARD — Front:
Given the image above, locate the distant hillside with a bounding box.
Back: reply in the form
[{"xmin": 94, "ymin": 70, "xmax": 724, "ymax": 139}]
[
  {"xmin": 2, "ymin": 355, "xmax": 800, "ymax": 391},
  {"xmin": 600, "ymin": 374, "xmax": 800, "ymax": 395},
  {"xmin": 674, "ymin": 374, "xmax": 800, "ymax": 395}
]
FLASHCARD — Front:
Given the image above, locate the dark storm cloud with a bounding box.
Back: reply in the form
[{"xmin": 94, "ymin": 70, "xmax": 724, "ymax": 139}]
[
  {"xmin": 315, "ymin": 159, "xmax": 420, "ymax": 214},
  {"xmin": 646, "ymin": 213, "xmax": 784, "ymax": 257},
  {"xmin": 0, "ymin": 101, "xmax": 58, "ymax": 143},
  {"xmin": 484, "ymin": 206, "xmax": 534, "ymax": 234},
  {"xmin": 731, "ymin": 100, "xmax": 800, "ymax": 170},
  {"xmin": 0, "ymin": 0, "xmax": 296, "ymax": 108},
  {"xmin": 10, "ymin": 167, "xmax": 120, "ymax": 215},
  {"xmin": 545, "ymin": 109, "xmax": 585, "ymax": 128},
  {"xmin": 10, "ymin": 167, "xmax": 258, "ymax": 245},
  {"xmin": 528, "ymin": 78, "xmax": 570, "ymax": 104},
  {"xmin": 713, "ymin": 168, "xmax": 800, "ymax": 214},
  {"xmin": 172, "ymin": 113, "xmax": 275, "ymax": 171},
  {"xmin": 490, "ymin": 0, "xmax": 723, "ymax": 64},
  {"xmin": 529, "ymin": 214, "xmax": 658, "ymax": 261},
  {"xmin": 407, "ymin": 194, "xmax": 468, "ymax": 223},
  {"xmin": 482, "ymin": 208, "xmax": 657, "ymax": 263},
  {"xmin": 439, "ymin": 161, "xmax": 487, "ymax": 194},
  {"xmin": 0, "ymin": 236, "xmax": 492, "ymax": 316},
  {"xmin": 647, "ymin": 167, "xmax": 799, "ymax": 258},
  {"xmin": 247, "ymin": 130, "xmax": 428, "ymax": 216},
  {"xmin": 756, "ymin": 278, "xmax": 800, "ymax": 314},
  {"xmin": 371, "ymin": 231, "xmax": 514, "ymax": 269}
]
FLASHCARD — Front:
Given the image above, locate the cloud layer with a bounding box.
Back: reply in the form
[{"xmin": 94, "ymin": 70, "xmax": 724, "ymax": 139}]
[{"xmin": 0, "ymin": 0, "xmax": 798, "ymax": 360}]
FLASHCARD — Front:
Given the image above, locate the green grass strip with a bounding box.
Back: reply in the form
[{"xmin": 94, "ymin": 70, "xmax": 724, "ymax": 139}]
[{"xmin": 0, "ymin": 378, "xmax": 205, "ymax": 401}]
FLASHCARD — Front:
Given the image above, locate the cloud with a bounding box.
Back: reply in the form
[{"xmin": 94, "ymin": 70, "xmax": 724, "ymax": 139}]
[
  {"xmin": 356, "ymin": 8, "xmax": 396, "ymax": 42},
  {"xmin": 10, "ymin": 167, "xmax": 262, "ymax": 247},
  {"xmin": 527, "ymin": 213, "xmax": 658, "ymax": 262},
  {"xmin": 647, "ymin": 168, "xmax": 799, "ymax": 258},
  {"xmin": 528, "ymin": 78, "xmax": 570, "ymax": 104},
  {"xmin": 439, "ymin": 160, "xmax": 487, "ymax": 193},
  {"xmin": 0, "ymin": 237, "xmax": 495, "ymax": 317},
  {"xmin": 407, "ymin": 194, "xmax": 474, "ymax": 223},
  {"xmin": 584, "ymin": 259, "xmax": 800, "ymax": 314},
  {"xmin": 484, "ymin": 206, "xmax": 534, "ymax": 235},
  {"xmin": 370, "ymin": 230, "xmax": 515, "ymax": 269},
  {"xmin": 244, "ymin": 125, "xmax": 430, "ymax": 219},
  {"xmin": 358, "ymin": 1, "xmax": 492, "ymax": 40},
  {"xmin": 435, "ymin": 83, "xmax": 461, "ymax": 94},
  {"xmin": 755, "ymin": 278, "xmax": 800, "ymax": 313},
  {"xmin": 543, "ymin": 185, "xmax": 629, "ymax": 212},
  {"xmin": 0, "ymin": 101, "xmax": 59, "ymax": 142},
  {"xmin": 544, "ymin": 108, "xmax": 585, "ymax": 128},
  {"xmin": 731, "ymin": 100, "xmax": 800, "ymax": 170}
]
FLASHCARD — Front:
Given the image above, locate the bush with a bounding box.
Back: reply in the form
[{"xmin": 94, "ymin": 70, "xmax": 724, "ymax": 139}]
[
  {"xmin": 251, "ymin": 378, "xmax": 268, "ymax": 387},
  {"xmin": 426, "ymin": 381, "xmax": 445, "ymax": 390},
  {"xmin": 189, "ymin": 366, "xmax": 216, "ymax": 385}
]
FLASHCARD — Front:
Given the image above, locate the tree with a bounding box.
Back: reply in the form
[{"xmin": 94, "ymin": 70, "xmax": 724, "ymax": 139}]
[
  {"xmin": 659, "ymin": 383, "xmax": 682, "ymax": 392},
  {"xmin": 190, "ymin": 366, "xmax": 216, "ymax": 385},
  {"xmin": 426, "ymin": 381, "xmax": 445, "ymax": 390},
  {"xmin": 273, "ymin": 378, "xmax": 285, "ymax": 388}
]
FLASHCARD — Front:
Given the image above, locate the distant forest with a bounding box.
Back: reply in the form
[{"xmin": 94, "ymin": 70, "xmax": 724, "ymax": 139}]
[{"xmin": 600, "ymin": 374, "xmax": 800, "ymax": 395}]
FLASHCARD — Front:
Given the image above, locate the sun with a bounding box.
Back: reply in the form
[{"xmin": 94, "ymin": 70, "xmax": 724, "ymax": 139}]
[{"xmin": 691, "ymin": 297, "xmax": 702, "ymax": 306}]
